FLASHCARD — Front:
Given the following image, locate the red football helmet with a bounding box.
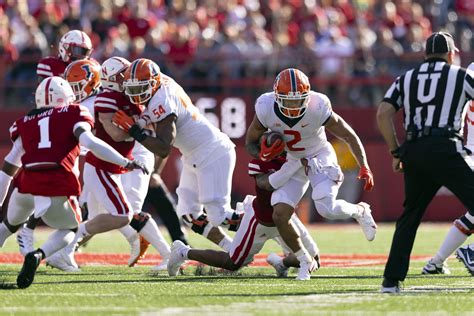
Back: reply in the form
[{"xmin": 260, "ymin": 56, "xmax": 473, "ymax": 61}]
[
  {"xmin": 273, "ymin": 68, "xmax": 311, "ymax": 118},
  {"xmin": 64, "ymin": 59, "xmax": 101, "ymax": 102},
  {"xmin": 123, "ymin": 58, "xmax": 161, "ymax": 105}
]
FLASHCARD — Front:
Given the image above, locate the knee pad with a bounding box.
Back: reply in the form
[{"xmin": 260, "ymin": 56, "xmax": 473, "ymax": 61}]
[
  {"xmin": 454, "ymin": 214, "xmax": 474, "ymax": 236},
  {"xmin": 182, "ymin": 214, "xmax": 212, "ymax": 237},
  {"xmin": 129, "ymin": 212, "xmax": 151, "ymax": 233}
]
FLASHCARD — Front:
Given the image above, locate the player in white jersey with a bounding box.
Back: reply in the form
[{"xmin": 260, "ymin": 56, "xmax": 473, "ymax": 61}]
[
  {"xmin": 112, "ymin": 58, "xmax": 238, "ymax": 251},
  {"xmin": 245, "ymin": 68, "xmax": 377, "ymax": 277},
  {"xmin": 421, "ymin": 62, "xmax": 474, "ymax": 276}
]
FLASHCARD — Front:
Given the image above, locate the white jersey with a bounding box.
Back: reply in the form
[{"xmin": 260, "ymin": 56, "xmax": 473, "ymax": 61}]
[
  {"xmin": 79, "ymin": 94, "xmax": 96, "ymax": 156},
  {"xmin": 80, "ymin": 94, "xmax": 96, "ymax": 118},
  {"xmin": 255, "ymin": 91, "xmax": 333, "ymax": 159},
  {"xmin": 466, "ymin": 63, "xmax": 474, "ymax": 152},
  {"xmin": 141, "ymin": 74, "xmax": 234, "ymax": 166}
]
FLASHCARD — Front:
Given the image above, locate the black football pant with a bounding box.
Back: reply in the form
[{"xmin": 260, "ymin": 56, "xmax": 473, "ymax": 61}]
[
  {"xmin": 145, "ymin": 185, "xmax": 188, "ymax": 245},
  {"xmin": 384, "ymin": 137, "xmax": 474, "ymax": 282}
]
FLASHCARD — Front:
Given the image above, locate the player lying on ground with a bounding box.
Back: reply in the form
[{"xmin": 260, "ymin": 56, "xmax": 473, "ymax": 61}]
[{"xmin": 167, "ymin": 156, "xmax": 320, "ymax": 280}]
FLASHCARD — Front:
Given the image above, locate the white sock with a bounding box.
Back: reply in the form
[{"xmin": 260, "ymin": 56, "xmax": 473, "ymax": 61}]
[
  {"xmin": 218, "ymin": 236, "xmax": 233, "ymax": 252},
  {"xmin": 119, "ymin": 225, "xmax": 138, "ymax": 244},
  {"xmin": 41, "ymin": 230, "xmax": 75, "ymax": 258},
  {"xmin": 295, "ymin": 248, "xmax": 312, "ymax": 264},
  {"xmin": 21, "ymin": 226, "xmax": 34, "ymax": 237},
  {"xmin": 0, "ymin": 222, "xmax": 13, "ymax": 247},
  {"xmin": 140, "ymin": 218, "xmax": 170, "ymax": 259},
  {"xmin": 181, "ymin": 247, "xmax": 190, "ymax": 259},
  {"xmin": 65, "ymin": 223, "xmax": 90, "ymax": 254},
  {"xmin": 432, "ymin": 225, "xmax": 468, "ymax": 264}
]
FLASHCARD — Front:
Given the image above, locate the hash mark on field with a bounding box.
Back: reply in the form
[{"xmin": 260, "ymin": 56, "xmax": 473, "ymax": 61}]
[{"xmin": 0, "ymin": 253, "xmax": 432, "ymax": 268}]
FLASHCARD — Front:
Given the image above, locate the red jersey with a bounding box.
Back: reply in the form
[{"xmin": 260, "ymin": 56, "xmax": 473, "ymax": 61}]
[
  {"xmin": 85, "ymin": 89, "xmax": 143, "ymax": 174},
  {"xmin": 10, "ymin": 104, "xmax": 94, "ymax": 196},
  {"xmin": 248, "ymin": 157, "xmax": 286, "ymax": 224},
  {"xmin": 36, "ymin": 56, "xmax": 68, "ymax": 80}
]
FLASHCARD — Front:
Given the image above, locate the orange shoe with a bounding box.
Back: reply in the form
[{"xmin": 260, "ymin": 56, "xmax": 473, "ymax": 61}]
[{"xmin": 128, "ymin": 235, "xmax": 150, "ymax": 267}]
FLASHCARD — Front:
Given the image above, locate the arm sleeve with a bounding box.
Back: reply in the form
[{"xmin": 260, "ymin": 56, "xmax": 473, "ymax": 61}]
[
  {"xmin": 78, "ymin": 130, "xmax": 129, "ymax": 167},
  {"xmin": 4, "ymin": 137, "xmax": 24, "ymax": 167},
  {"xmin": 268, "ymin": 159, "xmax": 302, "ymax": 189}
]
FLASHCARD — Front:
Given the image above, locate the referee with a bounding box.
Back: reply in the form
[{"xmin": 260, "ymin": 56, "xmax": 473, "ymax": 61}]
[{"xmin": 376, "ymin": 31, "xmax": 474, "ymax": 293}]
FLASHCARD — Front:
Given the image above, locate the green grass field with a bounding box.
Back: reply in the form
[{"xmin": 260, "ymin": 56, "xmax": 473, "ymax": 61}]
[{"xmin": 0, "ymin": 223, "xmax": 472, "ymax": 315}]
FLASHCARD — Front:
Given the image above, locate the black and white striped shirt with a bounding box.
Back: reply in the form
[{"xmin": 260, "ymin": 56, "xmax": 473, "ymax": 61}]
[{"xmin": 383, "ymin": 58, "xmax": 474, "ymax": 133}]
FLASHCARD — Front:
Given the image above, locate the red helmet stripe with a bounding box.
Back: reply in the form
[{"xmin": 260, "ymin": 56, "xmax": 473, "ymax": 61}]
[{"xmin": 44, "ymin": 77, "xmax": 52, "ymax": 106}]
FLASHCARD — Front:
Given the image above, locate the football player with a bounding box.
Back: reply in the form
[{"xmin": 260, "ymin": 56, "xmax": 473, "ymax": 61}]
[
  {"xmin": 26, "ymin": 59, "xmax": 103, "ymax": 271},
  {"xmin": 167, "ymin": 156, "xmax": 321, "ymax": 280},
  {"xmin": 0, "ymin": 77, "xmax": 146, "ymax": 288},
  {"xmin": 112, "ymin": 58, "xmax": 238, "ymax": 251},
  {"xmin": 17, "ymin": 30, "xmax": 94, "ymax": 255},
  {"xmin": 47, "ymin": 57, "xmax": 171, "ymax": 271},
  {"xmin": 36, "ymin": 30, "xmax": 93, "ymax": 81},
  {"xmin": 245, "ymin": 68, "xmax": 376, "ymax": 278}
]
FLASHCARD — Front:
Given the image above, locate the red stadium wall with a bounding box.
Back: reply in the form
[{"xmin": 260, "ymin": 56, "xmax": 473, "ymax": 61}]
[{"xmin": 0, "ymin": 101, "xmax": 465, "ymax": 222}]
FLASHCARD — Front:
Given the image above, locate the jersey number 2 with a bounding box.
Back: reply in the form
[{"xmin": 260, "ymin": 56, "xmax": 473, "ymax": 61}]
[
  {"xmin": 284, "ymin": 130, "xmax": 305, "ymax": 151},
  {"xmin": 38, "ymin": 117, "xmax": 51, "ymax": 149}
]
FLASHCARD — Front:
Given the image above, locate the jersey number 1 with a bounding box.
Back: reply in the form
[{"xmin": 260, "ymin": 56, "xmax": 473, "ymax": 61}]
[{"xmin": 38, "ymin": 117, "xmax": 51, "ymax": 149}]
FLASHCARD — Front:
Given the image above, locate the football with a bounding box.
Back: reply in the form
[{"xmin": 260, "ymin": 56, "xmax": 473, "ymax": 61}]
[{"xmin": 263, "ymin": 131, "xmax": 284, "ymax": 146}]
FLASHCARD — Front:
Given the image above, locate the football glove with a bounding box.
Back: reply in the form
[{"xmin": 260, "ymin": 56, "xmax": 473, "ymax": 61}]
[
  {"xmin": 112, "ymin": 110, "xmax": 135, "ymax": 132},
  {"xmin": 357, "ymin": 166, "xmax": 374, "ymax": 191},
  {"xmin": 125, "ymin": 159, "xmax": 149, "ymax": 175},
  {"xmin": 259, "ymin": 135, "xmax": 285, "ymax": 161}
]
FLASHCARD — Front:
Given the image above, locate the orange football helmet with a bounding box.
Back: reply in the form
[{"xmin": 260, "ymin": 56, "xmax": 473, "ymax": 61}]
[
  {"xmin": 273, "ymin": 68, "xmax": 311, "ymax": 118},
  {"xmin": 123, "ymin": 58, "xmax": 161, "ymax": 105},
  {"xmin": 64, "ymin": 59, "xmax": 101, "ymax": 102}
]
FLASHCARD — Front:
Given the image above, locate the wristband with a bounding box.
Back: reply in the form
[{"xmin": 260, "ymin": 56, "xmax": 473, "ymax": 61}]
[{"xmin": 129, "ymin": 125, "xmax": 147, "ymax": 142}]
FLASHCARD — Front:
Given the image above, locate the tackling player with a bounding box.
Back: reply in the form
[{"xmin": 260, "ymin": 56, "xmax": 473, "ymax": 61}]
[
  {"xmin": 112, "ymin": 58, "xmax": 239, "ymax": 251},
  {"xmin": 0, "ymin": 77, "xmax": 146, "ymax": 288}
]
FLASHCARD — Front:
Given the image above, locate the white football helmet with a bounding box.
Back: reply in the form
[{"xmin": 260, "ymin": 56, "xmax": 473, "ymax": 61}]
[
  {"xmin": 35, "ymin": 76, "xmax": 75, "ymax": 108},
  {"xmin": 100, "ymin": 57, "xmax": 131, "ymax": 92},
  {"xmin": 58, "ymin": 30, "xmax": 93, "ymax": 63}
]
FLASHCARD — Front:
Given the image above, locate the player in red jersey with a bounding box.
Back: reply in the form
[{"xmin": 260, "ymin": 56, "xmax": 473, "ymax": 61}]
[
  {"xmin": 16, "ymin": 30, "xmax": 95, "ymax": 255},
  {"xmin": 166, "ymin": 156, "xmax": 320, "ymax": 280},
  {"xmin": 36, "ymin": 30, "xmax": 93, "ymax": 81},
  {"xmin": 47, "ymin": 57, "xmax": 171, "ymax": 271},
  {"xmin": 0, "ymin": 77, "xmax": 147, "ymax": 288}
]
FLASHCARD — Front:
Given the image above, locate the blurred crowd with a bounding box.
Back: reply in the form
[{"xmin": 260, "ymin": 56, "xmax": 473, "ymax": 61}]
[{"xmin": 0, "ymin": 0, "xmax": 473, "ymax": 108}]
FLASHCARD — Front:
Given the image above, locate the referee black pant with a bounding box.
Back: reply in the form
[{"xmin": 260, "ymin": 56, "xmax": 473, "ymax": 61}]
[{"xmin": 384, "ymin": 137, "xmax": 474, "ymax": 282}]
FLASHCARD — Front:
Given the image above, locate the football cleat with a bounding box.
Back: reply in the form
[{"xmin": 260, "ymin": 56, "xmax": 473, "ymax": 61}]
[
  {"xmin": 17, "ymin": 227, "xmax": 35, "ymax": 256},
  {"xmin": 45, "ymin": 249, "xmax": 80, "ymax": 272},
  {"xmin": 266, "ymin": 253, "xmax": 289, "ymax": 278},
  {"xmin": 421, "ymin": 259, "xmax": 451, "ymax": 275},
  {"xmin": 354, "ymin": 202, "xmax": 377, "ymax": 241},
  {"xmin": 151, "ymin": 259, "xmax": 169, "ymax": 272},
  {"xmin": 167, "ymin": 240, "xmax": 189, "ymax": 276},
  {"xmin": 17, "ymin": 250, "xmax": 42, "ymax": 289},
  {"xmin": 128, "ymin": 235, "xmax": 150, "ymax": 267},
  {"xmin": 381, "ymin": 278, "xmax": 401, "ymax": 294},
  {"xmin": 295, "ymin": 258, "xmax": 318, "ymax": 281},
  {"xmin": 456, "ymin": 244, "xmax": 474, "ymax": 276}
]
